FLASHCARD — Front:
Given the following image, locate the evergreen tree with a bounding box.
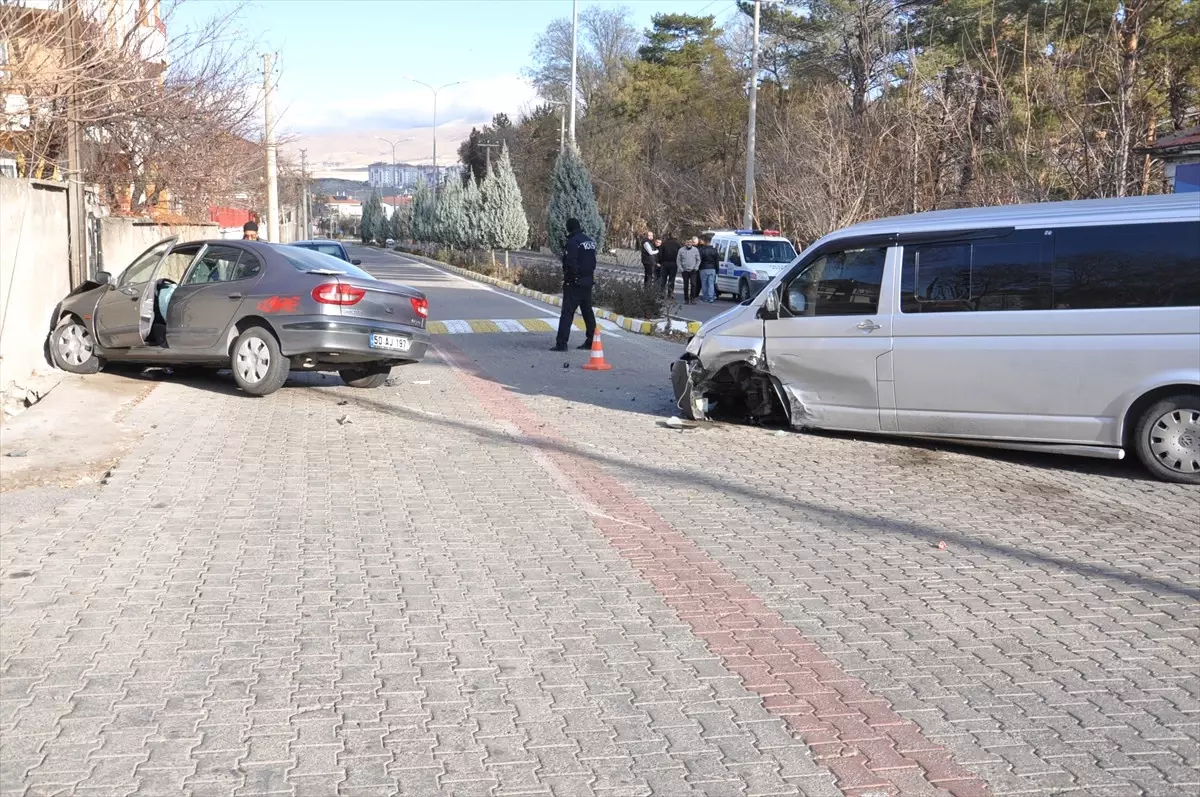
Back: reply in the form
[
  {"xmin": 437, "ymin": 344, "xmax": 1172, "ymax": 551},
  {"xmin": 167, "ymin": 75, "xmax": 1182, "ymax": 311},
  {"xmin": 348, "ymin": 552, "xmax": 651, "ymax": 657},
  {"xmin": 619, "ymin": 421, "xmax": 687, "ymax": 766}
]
[
  {"xmin": 435, "ymin": 173, "xmax": 468, "ymax": 248},
  {"xmin": 391, "ymin": 203, "xmax": 407, "ymax": 241},
  {"xmin": 461, "ymin": 174, "xmax": 485, "ymax": 250},
  {"xmin": 409, "ymin": 181, "xmax": 437, "ymax": 242},
  {"xmin": 546, "ymin": 146, "xmax": 604, "ymax": 255},
  {"xmin": 360, "ymin": 191, "xmax": 379, "ymax": 243},
  {"xmin": 482, "ymin": 144, "xmax": 529, "ymax": 252}
]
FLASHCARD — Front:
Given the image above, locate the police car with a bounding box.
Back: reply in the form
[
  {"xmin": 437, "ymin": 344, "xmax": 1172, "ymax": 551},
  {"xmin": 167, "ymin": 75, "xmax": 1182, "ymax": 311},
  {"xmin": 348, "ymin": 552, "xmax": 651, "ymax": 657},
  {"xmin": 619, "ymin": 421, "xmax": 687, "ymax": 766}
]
[{"xmin": 705, "ymin": 229, "xmax": 798, "ymax": 302}]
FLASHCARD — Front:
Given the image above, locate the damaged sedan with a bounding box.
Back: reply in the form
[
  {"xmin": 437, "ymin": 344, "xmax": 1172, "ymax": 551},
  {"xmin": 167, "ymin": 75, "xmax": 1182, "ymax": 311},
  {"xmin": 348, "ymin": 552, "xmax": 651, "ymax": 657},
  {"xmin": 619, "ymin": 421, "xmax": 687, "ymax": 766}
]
[{"xmin": 672, "ymin": 193, "xmax": 1200, "ymax": 483}]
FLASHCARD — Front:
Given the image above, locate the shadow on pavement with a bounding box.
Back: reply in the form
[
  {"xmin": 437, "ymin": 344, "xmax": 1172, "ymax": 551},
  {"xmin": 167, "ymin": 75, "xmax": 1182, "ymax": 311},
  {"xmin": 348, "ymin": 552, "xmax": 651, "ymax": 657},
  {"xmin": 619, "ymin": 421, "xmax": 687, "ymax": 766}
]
[{"xmin": 304, "ymin": 380, "xmax": 1200, "ymax": 604}]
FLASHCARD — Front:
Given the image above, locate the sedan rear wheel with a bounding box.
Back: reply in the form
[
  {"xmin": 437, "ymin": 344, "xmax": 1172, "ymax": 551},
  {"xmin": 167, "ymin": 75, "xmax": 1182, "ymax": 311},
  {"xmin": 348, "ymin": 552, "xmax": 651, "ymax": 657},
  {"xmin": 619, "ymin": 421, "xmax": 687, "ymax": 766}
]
[
  {"xmin": 231, "ymin": 327, "xmax": 289, "ymax": 396},
  {"xmin": 340, "ymin": 364, "xmax": 391, "ymax": 389},
  {"xmin": 50, "ymin": 316, "xmax": 101, "ymax": 374}
]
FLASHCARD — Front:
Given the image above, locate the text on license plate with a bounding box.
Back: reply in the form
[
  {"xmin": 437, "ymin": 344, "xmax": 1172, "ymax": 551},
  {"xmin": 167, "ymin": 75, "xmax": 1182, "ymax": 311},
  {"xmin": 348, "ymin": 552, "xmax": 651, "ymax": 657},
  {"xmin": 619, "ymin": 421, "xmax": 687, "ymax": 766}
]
[{"xmin": 370, "ymin": 333, "xmax": 410, "ymax": 352}]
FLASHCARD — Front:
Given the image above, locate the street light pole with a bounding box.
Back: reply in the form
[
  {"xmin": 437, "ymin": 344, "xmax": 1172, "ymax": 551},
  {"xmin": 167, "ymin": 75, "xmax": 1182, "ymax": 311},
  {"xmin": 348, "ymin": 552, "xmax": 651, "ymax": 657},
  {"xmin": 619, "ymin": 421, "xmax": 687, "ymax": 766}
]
[
  {"xmin": 375, "ymin": 136, "xmax": 414, "ymax": 189},
  {"xmin": 742, "ymin": 0, "xmax": 761, "ymax": 230},
  {"xmin": 568, "ymin": 0, "xmax": 578, "ymax": 148},
  {"xmin": 545, "ymin": 100, "xmax": 567, "ymax": 152},
  {"xmin": 403, "ymin": 76, "xmax": 464, "ymax": 192}
]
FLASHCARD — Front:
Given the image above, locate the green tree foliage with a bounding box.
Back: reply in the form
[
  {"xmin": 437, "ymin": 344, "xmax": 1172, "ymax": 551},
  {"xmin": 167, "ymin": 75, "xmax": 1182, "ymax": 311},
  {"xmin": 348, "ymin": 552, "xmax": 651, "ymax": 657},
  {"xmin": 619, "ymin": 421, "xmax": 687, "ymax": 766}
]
[
  {"xmin": 481, "ymin": 144, "xmax": 529, "ymax": 251},
  {"xmin": 546, "ymin": 146, "xmax": 605, "ymax": 255},
  {"xmin": 360, "ymin": 191, "xmax": 382, "ymax": 243},
  {"xmin": 390, "ymin": 203, "xmax": 407, "ymax": 241},
  {"xmin": 435, "ymin": 173, "xmax": 468, "ymax": 248},
  {"xmin": 409, "ymin": 181, "xmax": 437, "ymax": 242},
  {"xmin": 461, "ymin": 173, "xmax": 485, "ymax": 250}
]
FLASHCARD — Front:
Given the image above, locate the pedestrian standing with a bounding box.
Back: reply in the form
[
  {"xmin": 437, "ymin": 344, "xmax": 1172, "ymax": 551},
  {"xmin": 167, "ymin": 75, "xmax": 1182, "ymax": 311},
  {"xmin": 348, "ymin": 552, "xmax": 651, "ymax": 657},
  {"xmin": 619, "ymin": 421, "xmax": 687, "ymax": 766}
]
[
  {"xmin": 678, "ymin": 237, "xmax": 701, "ymax": 304},
  {"xmin": 640, "ymin": 232, "xmax": 658, "ymax": 289},
  {"xmin": 242, "ymin": 220, "xmax": 260, "ymax": 241},
  {"xmin": 698, "ymin": 234, "xmax": 720, "ymax": 302},
  {"xmin": 657, "ymin": 235, "xmax": 681, "ymax": 298},
  {"xmin": 552, "ymin": 218, "xmax": 598, "ymax": 352}
]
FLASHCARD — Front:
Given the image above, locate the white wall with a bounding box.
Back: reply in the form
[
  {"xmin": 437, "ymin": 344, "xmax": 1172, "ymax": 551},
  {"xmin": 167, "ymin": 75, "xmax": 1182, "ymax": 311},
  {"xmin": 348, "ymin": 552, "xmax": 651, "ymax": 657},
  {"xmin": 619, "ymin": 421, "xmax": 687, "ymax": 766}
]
[
  {"xmin": 0, "ymin": 178, "xmax": 71, "ymax": 393},
  {"xmin": 99, "ymin": 218, "xmax": 218, "ymax": 279}
]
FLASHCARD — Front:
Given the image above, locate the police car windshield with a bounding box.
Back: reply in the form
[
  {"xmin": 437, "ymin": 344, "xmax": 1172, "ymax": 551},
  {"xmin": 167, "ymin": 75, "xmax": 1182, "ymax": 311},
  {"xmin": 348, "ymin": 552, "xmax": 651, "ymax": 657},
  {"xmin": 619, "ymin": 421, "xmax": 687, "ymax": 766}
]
[{"xmin": 741, "ymin": 240, "xmax": 796, "ymax": 264}]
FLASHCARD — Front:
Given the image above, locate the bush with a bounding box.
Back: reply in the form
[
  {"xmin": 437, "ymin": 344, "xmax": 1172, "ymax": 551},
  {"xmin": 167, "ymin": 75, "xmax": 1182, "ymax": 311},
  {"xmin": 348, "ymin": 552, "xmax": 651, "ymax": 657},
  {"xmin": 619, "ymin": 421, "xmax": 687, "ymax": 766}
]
[
  {"xmin": 515, "ymin": 263, "xmax": 563, "ymax": 294},
  {"xmin": 595, "ymin": 279, "xmax": 666, "ymax": 320}
]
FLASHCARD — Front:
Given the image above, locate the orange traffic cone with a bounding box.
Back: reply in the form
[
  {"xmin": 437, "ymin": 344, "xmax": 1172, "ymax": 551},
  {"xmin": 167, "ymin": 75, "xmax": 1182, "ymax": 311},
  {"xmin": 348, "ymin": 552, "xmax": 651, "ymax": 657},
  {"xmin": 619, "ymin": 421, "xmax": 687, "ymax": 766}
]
[{"xmin": 582, "ymin": 330, "xmax": 613, "ymax": 371}]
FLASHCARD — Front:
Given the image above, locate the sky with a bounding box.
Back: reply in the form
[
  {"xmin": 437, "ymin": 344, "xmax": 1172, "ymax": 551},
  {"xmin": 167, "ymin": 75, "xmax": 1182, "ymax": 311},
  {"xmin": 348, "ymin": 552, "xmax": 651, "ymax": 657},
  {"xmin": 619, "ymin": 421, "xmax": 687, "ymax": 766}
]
[{"xmin": 171, "ymin": 0, "xmax": 743, "ymax": 156}]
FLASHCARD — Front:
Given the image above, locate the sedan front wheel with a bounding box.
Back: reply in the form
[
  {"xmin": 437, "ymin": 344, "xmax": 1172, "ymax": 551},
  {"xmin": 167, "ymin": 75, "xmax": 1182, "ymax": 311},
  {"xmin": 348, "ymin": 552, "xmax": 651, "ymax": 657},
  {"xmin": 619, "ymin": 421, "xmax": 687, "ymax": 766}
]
[{"xmin": 50, "ymin": 316, "xmax": 102, "ymax": 374}]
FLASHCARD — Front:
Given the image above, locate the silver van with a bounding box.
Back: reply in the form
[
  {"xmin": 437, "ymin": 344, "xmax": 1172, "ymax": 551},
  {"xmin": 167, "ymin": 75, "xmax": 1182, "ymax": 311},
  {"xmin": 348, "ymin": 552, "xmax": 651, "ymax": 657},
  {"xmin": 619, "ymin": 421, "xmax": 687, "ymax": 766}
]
[
  {"xmin": 707, "ymin": 231, "xmax": 798, "ymax": 301},
  {"xmin": 672, "ymin": 195, "xmax": 1200, "ymax": 483}
]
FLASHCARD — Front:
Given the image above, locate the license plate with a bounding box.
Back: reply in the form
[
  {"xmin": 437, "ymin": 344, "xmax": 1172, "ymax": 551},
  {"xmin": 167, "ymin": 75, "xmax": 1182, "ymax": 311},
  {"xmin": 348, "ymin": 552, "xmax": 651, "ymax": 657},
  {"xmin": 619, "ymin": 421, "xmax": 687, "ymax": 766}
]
[{"xmin": 370, "ymin": 333, "xmax": 410, "ymax": 352}]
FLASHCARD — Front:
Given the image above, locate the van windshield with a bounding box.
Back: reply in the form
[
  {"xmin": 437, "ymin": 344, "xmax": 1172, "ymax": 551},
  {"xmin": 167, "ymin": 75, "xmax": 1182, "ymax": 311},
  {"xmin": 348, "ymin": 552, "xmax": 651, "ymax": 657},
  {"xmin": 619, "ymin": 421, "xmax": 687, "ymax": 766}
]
[{"xmin": 741, "ymin": 240, "xmax": 796, "ymax": 264}]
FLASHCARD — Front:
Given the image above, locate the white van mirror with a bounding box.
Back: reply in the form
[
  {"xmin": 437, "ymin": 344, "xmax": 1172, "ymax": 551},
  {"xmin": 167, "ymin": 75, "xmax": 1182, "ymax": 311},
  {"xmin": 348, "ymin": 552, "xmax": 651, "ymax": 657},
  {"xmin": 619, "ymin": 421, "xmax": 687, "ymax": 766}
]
[{"xmin": 758, "ymin": 289, "xmax": 780, "ymax": 320}]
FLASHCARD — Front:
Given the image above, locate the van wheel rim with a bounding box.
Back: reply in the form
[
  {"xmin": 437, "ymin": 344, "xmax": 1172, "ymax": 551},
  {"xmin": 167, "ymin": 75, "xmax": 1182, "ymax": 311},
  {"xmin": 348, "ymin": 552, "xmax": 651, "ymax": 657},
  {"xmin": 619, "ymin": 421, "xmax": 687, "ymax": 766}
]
[
  {"xmin": 1148, "ymin": 408, "xmax": 1200, "ymax": 474},
  {"xmin": 236, "ymin": 337, "xmax": 270, "ymax": 384},
  {"xmin": 57, "ymin": 323, "xmax": 93, "ymax": 366}
]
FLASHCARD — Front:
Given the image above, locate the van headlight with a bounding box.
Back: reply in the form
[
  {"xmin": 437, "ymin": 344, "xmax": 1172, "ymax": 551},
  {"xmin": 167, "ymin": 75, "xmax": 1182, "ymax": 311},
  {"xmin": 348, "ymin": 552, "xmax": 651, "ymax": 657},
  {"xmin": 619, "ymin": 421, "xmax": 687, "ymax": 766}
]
[
  {"xmin": 685, "ymin": 332, "xmax": 704, "ymax": 356},
  {"xmin": 755, "ymin": 270, "xmax": 770, "ymax": 281}
]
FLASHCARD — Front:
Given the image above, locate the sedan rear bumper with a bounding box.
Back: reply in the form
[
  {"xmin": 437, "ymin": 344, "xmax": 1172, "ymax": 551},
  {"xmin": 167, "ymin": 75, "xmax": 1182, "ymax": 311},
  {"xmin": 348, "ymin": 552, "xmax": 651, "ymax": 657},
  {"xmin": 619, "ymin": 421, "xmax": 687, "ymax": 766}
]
[{"xmin": 277, "ymin": 316, "xmax": 430, "ymax": 365}]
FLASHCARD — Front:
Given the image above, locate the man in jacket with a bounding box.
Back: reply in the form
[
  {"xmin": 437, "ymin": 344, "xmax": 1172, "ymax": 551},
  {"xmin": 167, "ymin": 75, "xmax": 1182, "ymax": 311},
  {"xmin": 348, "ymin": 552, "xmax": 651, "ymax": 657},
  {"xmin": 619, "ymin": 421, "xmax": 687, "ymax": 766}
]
[
  {"xmin": 552, "ymin": 218, "xmax": 598, "ymax": 352},
  {"xmin": 677, "ymin": 237, "xmax": 701, "ymax": 304},
  {"xmin": 640, "ymin": 231, "xmax": 658, "ymax": 288},
  {"xmin": 698, "ymin": 235, "xmax": 720, "ymax": 302},
  {"xmin": 657, "ymin": 235, "xmax": 682, "ymax": 298}
]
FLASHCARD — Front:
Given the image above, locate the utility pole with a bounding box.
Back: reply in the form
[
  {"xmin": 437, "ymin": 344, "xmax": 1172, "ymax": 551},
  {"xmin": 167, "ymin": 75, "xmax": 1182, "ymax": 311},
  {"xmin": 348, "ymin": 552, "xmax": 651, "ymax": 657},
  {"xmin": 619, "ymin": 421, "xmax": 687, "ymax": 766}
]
[
  {"xmin": 64, "ymin": 0, "xmax": 87, "ymax": 286},
  {"xmin": 299, "ymin": 148, "xmax": 309, "ymax": 239},
  {"xmin": 375, "ymin": 136, "xmax": 413, "ymax": 189},
  {"xmin": 568, "ymin": 0, "xmax": 579, "ymax": 147},
  {"xmin": 403, "ymin": 77, "xmax": 464, "ymax": 193},
  {"xmin": 742, "ymin": 0, "xmax": 761, "ymax": 230},
  {"xmin": 479, "ymin": 141, "xmax": 501, "ymax": 175},
  {"xmin": 263, "ymin": 53, "xmax": 280, "ymax": 243}
]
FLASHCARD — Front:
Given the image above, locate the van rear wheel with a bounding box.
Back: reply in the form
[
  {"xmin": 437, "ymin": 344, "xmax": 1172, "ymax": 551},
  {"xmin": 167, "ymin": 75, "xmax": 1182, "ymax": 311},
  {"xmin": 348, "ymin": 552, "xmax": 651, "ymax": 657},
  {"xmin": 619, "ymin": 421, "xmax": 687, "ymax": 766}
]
[{"xmin": 1133, "ymin": 394, "xmax": 1200, "ymax": 484}]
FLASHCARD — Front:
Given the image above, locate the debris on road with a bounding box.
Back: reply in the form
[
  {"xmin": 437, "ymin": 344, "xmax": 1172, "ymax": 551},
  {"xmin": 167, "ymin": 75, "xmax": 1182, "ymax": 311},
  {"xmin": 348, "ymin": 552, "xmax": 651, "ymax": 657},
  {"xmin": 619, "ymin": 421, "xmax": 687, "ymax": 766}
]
[
  {"xmin": 661, "ymin": 416, "xmax": 698, "ymax": 430},
  {"xmin": 4, "ymin": 451, "xmax": 27, "ymax": 458},
  {"xmin": 414, "ymin": 380, "xmax": 431, "ymax": 385},
  {"xmin": 336, "ymin": 415, "xmax": 351, "ymax": 425}
]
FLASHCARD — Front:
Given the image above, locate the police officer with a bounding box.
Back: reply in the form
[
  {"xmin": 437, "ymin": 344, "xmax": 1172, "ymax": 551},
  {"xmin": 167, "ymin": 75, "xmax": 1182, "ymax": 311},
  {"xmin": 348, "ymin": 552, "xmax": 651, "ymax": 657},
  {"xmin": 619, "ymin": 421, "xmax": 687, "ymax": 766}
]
[{"xmin": 552, "ymin": 218, "xmax": 598, "ymax": 352}]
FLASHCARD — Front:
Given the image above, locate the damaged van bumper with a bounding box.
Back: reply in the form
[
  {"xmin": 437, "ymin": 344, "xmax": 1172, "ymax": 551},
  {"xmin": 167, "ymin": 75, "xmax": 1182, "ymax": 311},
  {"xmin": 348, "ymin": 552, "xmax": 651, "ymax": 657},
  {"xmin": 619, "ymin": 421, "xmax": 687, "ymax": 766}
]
[{"xmin": 671, "ymin": 348, "xmax": 791, "ymax": 425}]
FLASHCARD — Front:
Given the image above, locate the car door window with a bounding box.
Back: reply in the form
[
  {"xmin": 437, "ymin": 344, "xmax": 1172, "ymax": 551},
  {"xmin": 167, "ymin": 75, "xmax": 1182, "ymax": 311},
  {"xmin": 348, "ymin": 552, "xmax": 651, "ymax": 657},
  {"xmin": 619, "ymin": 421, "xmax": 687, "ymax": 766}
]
[
  {"xmin": 158, "ymin": 246, "xmax": 202, "ymax": 283},
  {"xmin": 118, "ymin": 240, "xmax": 173, "ymax": 287},
  {"xmin": 230, "ymin": 252, "xmax": 263, "ymax": 281},
  {"xmin": 183, "ymin": 246, "xmax": 246, "ymax": 285},
  {"xmin": 728, "ymin": 242, "xmax": 742, "ymax": 266},
  {"xmin": 782, "ymin": 248, "xmax": 888, "ymax": 317}
]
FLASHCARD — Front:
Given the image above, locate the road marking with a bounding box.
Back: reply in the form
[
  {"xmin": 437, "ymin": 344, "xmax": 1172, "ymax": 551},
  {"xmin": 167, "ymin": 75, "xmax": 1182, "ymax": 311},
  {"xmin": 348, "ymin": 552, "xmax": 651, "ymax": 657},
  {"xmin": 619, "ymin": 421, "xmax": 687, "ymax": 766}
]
[{"xmin": 425, "ymin": 318, "xmax": 615, "ymax": 334}]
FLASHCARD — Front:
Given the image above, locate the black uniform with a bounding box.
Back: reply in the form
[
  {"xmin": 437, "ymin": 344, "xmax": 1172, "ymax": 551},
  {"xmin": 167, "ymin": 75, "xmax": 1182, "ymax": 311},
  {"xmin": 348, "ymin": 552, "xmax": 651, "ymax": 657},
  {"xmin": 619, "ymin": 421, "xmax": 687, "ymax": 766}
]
[
  {"xmin": 657, "ymin": 238, "xmax": 681, "ymax": 297},
  {"xmin": 555, "ymin": 230, "xmax": 598, "ymax": 349}
]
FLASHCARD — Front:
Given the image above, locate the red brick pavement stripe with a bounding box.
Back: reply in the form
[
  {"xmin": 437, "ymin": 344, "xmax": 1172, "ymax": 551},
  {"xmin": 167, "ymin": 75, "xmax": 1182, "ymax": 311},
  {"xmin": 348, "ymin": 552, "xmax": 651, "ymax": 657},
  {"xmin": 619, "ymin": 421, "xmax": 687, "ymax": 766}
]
[{"xmin": 435, "ymin": 341, "xmax": 991, "ymax": 797}]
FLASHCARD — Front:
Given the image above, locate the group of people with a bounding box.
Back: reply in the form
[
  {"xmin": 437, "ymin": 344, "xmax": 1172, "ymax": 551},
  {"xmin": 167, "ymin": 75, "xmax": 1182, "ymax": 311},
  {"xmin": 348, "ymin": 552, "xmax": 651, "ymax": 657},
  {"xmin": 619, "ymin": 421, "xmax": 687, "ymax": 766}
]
[{"xmin": 640, "ymin": 232, "xmax": 720, "ymax": 304}]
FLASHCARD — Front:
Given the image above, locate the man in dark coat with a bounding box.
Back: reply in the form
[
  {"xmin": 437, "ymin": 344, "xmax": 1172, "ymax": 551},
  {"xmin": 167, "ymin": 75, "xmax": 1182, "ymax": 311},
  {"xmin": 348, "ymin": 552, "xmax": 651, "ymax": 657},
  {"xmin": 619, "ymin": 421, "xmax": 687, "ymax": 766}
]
[
  {"xmin": 657, "ymin": 235, "xmax": 681, "ymax": 298},
  {"xmin": 552, "ymin": 218, "xmax": 598, "ymax": 351}
]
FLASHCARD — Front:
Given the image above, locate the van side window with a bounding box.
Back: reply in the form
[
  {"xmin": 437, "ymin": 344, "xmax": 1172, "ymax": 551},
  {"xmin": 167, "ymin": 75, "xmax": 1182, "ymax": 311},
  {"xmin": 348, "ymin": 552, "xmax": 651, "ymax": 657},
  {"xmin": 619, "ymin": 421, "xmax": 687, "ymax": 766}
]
[
  {"xmin": 782, "ymin": 248, "xmax": 887, "ymax": 317},
  {"xmin": 901, "ymin": 230, "xmax": 1048, "ymax": 313},
  {"xmin": 1051, "ymin": 221, "xmax": 1200, "ymax": 309},
  {"xmin": 728, "ymin": 243, "xmax": 742, "ymax": 266}
]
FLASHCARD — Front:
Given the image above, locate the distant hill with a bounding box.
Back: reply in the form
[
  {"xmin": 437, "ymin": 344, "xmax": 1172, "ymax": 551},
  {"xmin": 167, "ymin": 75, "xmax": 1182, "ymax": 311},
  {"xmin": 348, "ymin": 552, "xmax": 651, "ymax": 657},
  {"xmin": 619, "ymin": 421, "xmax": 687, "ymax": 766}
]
[{"xmin": 312, "ymin": 177, "xmax": 370, "ymax": 200}]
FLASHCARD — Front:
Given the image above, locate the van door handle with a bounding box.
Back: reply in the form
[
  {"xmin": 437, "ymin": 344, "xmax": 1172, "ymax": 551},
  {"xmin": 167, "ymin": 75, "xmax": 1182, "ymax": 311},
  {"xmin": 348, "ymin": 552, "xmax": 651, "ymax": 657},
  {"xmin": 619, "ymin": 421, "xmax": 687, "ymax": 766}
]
[
  {"xmin": 856, "ymin": 320, "xmax": 881, "ymax": 332},
  {"xmin": 227, "ymin": 293, "xmax": 243, "ymax": 300},
  {"xmin": 121, "ymin": 286, "xmax": 138, "ymax": 296}
]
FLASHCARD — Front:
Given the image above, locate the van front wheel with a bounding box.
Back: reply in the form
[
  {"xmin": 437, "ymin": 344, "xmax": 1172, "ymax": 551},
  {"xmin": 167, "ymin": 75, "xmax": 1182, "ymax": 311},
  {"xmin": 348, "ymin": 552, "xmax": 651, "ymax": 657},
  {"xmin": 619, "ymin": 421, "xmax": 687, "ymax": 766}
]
[
  {"xmin": 1133, "ymin": 394, "xmax": 1200, "ymax": 484},
  {"xmin": 738, "ymin": 279, "xmax": 751, "ymax": 302}
]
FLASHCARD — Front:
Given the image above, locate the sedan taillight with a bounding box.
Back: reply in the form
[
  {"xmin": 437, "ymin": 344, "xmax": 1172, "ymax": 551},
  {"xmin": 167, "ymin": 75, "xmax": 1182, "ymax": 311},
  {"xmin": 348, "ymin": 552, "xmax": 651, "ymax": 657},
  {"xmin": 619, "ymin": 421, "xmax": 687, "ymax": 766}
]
[
  {"xmin": 410, "ymin": 297, "xmax": 428, "ymax": 318},
  {"xmin": 312, "ymin": 282, "xmax": 366, "ymax": 305}
]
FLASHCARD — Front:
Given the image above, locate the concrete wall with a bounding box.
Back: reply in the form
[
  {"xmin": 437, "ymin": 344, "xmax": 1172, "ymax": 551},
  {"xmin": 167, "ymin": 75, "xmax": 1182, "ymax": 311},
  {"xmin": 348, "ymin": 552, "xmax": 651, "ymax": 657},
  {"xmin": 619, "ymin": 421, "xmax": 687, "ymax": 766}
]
[
  {"xmin": 0, "ymin": 177, "xmax": 70, "ymax": 394},
  {"xmin": 99, "ymin": 218, "xmax": 219, "ymax": 279}
]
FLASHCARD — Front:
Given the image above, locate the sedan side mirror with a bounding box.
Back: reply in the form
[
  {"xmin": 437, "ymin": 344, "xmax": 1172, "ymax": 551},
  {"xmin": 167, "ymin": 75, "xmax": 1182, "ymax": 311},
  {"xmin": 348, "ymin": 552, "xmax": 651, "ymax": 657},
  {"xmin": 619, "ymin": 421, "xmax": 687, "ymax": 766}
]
[
  {"xmin": 351, "ymin": 259, "xmax": 362, "ymax": 266},
  {"xmin": 757, "ymin": 289, "xmax": 780, "ymax": 321},
  {"xmin": 95, "ymin": 270, "xmax": 112, "ymax": 285}
]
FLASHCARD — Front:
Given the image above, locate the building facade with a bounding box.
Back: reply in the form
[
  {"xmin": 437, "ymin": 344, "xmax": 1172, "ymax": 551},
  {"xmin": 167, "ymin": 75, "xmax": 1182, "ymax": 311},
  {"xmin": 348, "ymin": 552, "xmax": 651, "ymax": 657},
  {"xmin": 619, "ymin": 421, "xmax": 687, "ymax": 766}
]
[{"xmin": 367, "ymin": 162, "xmax": 455, "ymax": 190}]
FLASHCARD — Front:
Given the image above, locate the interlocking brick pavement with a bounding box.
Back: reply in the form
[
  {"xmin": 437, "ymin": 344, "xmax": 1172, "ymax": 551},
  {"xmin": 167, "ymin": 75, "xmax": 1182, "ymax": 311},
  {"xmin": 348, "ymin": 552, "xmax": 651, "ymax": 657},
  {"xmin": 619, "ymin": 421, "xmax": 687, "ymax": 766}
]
[{"xmin": 2, "ymin": 325, "xmax": 1198, "ymax": 797}]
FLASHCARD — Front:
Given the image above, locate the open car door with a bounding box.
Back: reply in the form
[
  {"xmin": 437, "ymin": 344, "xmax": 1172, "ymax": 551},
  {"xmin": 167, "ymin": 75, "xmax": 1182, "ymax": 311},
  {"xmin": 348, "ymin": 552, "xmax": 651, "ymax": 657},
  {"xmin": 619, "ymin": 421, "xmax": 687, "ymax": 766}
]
[{"xmin": 94, "ymin": 237, "xmax": 178, "ymax": 349}]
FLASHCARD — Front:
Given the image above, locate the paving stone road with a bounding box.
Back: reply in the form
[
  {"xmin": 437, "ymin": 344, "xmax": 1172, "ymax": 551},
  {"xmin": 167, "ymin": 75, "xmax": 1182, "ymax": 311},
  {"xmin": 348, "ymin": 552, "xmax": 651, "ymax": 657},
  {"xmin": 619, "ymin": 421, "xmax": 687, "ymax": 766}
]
[{"xmin": 1, "ymin": 247, "xmax": 1197, "ymax": 797}]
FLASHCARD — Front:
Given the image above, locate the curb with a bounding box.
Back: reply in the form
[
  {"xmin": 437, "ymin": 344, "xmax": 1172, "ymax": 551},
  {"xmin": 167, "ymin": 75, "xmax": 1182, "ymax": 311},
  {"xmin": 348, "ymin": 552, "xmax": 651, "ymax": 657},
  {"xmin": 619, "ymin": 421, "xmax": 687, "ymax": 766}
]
[{"xmin": 392, "ymin": 250, "xmax": 703, "ymax": 337}]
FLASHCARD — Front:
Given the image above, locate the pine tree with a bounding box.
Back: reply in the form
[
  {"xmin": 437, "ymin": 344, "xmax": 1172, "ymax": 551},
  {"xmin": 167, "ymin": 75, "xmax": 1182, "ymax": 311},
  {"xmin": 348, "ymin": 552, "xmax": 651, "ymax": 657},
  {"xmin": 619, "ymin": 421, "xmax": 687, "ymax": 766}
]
[
  {"xmin": 481, "ymin": 144, "xmax": 529, "ymax": 252},
  {"xmin": 546, "ymin": 146, "xmax": 605, "ymax": 255},
  {"xmin": 435, "ymin": 173, "xmax": 468, "ymax": 248},
  {"xmin": 391, "ymin": 203, "xmax": 406, "ymax": 241},
  {"xmin": 461, "ymin": 174, "xmax": 484, "ymax": 250},
  {"xmin": 360, "ymin": 192, "xmax": 378, "ymax": 243},
  {"xmin": 409, "ymin": 181, "xmax": 436, "ymax": 242}
]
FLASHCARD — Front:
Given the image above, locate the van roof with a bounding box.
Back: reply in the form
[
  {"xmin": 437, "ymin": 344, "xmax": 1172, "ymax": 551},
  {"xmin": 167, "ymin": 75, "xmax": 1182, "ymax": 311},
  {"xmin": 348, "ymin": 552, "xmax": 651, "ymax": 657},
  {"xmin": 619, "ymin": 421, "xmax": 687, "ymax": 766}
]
[{"xmin": 824, "ymin": 194, "xmax": 1199, "ymax": 246}]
